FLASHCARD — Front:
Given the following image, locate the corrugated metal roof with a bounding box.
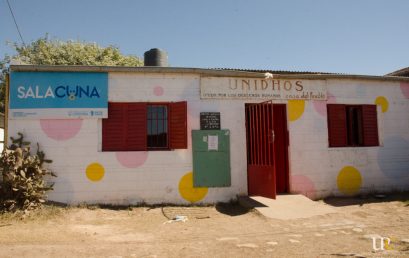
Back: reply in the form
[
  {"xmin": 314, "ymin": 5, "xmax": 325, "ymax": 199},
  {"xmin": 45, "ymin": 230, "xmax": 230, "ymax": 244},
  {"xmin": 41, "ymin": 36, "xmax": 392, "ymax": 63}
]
[
  {"xmin": 9, "ymin": 65, "xmax": 409, "ymax": 82},
  {"xmin": 209, "ymin": 67, "xmax": 343, "ymax": 75},
  {"xmin": 386, "ymin": 67, "xmax": 409, "ymax": 77}
]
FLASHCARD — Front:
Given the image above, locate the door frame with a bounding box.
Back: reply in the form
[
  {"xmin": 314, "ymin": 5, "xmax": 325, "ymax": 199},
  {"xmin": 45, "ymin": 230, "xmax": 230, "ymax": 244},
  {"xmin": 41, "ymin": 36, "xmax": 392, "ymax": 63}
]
[
  {"xmin": 273, "ymin": 104, "xmax": 290, "ymax": 194},
  {"xmin": 245, "ymin": 102, "xmax": 290, "ymax": 198}
]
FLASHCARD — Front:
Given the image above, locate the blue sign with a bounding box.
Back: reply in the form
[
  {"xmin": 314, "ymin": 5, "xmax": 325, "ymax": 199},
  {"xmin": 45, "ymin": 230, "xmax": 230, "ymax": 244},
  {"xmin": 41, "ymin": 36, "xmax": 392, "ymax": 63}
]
[{"xmin": 9, "ymin": 72, "xmax": 108, "ymax": 119}]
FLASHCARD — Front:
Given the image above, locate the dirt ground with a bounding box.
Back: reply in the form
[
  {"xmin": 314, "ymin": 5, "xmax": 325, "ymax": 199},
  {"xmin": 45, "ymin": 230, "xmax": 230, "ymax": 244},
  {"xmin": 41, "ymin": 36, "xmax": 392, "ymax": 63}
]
[{"xmin": 0, "ymin": 194, "xmax": 408, "ymax": 258}]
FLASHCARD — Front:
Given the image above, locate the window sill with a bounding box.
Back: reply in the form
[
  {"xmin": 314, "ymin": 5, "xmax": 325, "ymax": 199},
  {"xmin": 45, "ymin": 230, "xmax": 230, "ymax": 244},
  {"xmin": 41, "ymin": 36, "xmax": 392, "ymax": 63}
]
[
  {"xmin": 328, "ymin": 145, "xmax": 382, "ymax": 150},
  {"xmin": 99, "ymin": 149, "xmax": 174, "ymax": 152}
]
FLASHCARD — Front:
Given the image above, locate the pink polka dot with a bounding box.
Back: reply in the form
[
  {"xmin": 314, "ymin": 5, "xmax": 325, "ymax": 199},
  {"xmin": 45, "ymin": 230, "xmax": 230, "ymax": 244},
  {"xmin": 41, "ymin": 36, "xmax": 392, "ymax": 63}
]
[
  {"xmin": 40, "ymin": 119, "xmax": 83, "ymax": 141},
  {"xmin": 116, "ymin": 151, "xmax": 148, "ymax": 168},
  {"xmin": 313, "ymin": 93, "xmax": 336, "ymax": 116},
  {"xmin": 401, "ymin": 82, "xmax": 409, "ymax": 99},
  {"xmin": 291, "ymin": 175, "xmax": 316, "ymax": 199},
  {"xmin": 153, "ymin": 86, "xmax": 164, "ymax": 96}
]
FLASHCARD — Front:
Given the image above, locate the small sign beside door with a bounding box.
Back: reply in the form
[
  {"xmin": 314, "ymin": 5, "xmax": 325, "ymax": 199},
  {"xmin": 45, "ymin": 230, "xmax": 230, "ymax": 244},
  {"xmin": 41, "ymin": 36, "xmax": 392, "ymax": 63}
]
[{"xmin": 200, "ymin": 112, "xmax": 221, "ymax": 130}]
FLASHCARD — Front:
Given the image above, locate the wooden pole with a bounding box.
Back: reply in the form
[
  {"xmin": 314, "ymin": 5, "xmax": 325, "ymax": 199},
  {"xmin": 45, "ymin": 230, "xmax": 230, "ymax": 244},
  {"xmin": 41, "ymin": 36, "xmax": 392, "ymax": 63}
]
[{"xmin": 5, "ymin": 73, "xmax": 9, "ymax": 147}]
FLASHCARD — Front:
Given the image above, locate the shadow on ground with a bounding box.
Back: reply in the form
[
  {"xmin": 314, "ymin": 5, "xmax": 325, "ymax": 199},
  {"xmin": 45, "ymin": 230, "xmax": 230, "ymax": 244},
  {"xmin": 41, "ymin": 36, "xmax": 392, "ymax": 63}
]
[
  {"xmin": 323, "ymin": 192, "xmax": 409, "ymax": 207},
  {"xmin": 215, "ymin": 202, "xmax": 251, "ymax": 216},
  {"xmin": 47, "ymin": 200, "xmax": 253, "ymax": 216}
]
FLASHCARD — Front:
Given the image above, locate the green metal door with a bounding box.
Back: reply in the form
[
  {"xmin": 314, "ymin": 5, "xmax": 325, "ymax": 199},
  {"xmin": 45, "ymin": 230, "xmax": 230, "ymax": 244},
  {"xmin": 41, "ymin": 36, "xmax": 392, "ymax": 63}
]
[{"xmin": 192, "ymin": 130, "xmax": 231, "ymax": 187}]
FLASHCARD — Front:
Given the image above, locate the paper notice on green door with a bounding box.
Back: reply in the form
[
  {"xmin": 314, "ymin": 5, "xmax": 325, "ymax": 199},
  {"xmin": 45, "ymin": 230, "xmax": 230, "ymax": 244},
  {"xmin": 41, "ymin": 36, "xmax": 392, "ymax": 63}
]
[{"xmin": 208, "ymin": 135, "xmax": 218, "ymax": 150}]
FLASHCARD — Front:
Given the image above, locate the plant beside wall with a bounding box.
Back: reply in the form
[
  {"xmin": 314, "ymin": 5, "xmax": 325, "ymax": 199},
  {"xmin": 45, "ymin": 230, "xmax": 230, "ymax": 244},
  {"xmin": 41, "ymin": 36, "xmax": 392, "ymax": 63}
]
[{"xmin": 0, "ymin": 133, "xmax": 56, "ymax": 212}]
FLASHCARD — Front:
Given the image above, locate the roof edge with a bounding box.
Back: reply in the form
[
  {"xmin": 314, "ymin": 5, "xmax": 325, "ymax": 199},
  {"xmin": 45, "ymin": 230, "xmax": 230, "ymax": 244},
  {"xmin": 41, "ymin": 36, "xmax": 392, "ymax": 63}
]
[
  {"xmin": 9, "ymin": 65, "xmax": 409, "ymax": 82},
  {"xmin": 386, "ymin": 67, "xmax": 409, "ymax": 77}
]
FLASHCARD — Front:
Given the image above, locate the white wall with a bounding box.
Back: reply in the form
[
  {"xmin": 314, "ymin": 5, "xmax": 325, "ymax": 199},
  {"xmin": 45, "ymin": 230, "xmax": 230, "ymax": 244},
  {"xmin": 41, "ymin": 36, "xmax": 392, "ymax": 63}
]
[
  {"xmin": 289, "ymin": 79, "xmax": 409, "ymax": 199},
  {"xmin": 7, "ymin": 73, "xmax": 409, "ymax": 204},
  {"xmin": 8, "ymin": 73, "xmax": 249, "ymax": 204}
]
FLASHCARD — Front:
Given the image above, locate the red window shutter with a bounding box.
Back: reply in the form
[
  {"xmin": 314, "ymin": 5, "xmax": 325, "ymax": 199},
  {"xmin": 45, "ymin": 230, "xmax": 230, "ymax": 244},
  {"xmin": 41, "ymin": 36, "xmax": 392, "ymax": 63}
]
[
  {"xmin": 361, "ymin": 105, "xmax": 379, "ymax": 146},
  {"xmin": 126, "ymin": 103, "xmax": 147, "ymax": 151},
  {"xmin": 102, "ymin": 102, "xmax": 147, "ymax": 151},
  {"xmin": 102, "ymin": 103, "xmax": 127, "ymax": 151},
  {"xmin": 327, "ymin": 104, "xmax": 347, "ymax": 147},
  {"xmin": 169, "ymin": 101, "xmax": 187, "ymax": 149}
]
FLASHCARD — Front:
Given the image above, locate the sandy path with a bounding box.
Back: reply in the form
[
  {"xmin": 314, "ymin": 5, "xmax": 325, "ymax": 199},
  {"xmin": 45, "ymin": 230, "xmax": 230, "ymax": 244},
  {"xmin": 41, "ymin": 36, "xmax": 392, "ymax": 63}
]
[{"xmin": 0, "ymin": 196, "xmax": 408, "ymax": 257}]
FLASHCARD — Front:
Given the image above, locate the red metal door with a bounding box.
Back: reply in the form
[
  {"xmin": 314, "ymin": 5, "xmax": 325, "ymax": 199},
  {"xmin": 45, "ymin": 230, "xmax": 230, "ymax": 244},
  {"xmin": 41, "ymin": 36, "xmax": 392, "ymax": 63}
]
[
  {"xmin": 273, "ymin": 104, "xmax": 289, "ymax": 193},
  {"xmin": 245, "ymin": 101, "xmax": 276, "ymax": 199}
]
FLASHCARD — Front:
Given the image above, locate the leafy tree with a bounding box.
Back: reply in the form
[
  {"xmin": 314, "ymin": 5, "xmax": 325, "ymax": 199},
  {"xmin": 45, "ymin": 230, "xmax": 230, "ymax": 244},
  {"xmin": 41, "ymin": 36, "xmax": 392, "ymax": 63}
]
[{"xmin": 0, "ymin": 36, "xmax": 143, "ymax": 112}]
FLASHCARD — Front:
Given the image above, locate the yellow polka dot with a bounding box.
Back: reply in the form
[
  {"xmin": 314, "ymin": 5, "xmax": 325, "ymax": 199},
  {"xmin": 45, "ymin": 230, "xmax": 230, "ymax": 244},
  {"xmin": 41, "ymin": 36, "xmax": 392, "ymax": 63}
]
[
  {"xmin": 86, "ymin": 163, "xmax": 105, "ymax": 182},
  {"xmin": 337, "ymin": 166, "xmax": 362, "ymax": 195},
  {"xmin": 375, "ymin": 96, "xmax": 389, "ymax": 113},
  {"xmin": 288, "ymin": 100, "xmax": 305, "ymax": 121},
  {"xmin": 178, "ymin": 172, "xmax": 208, "ymax": 203},
  {"xmin": 384, "ymin": 239, "xmax": 392, "ymax": 250}
]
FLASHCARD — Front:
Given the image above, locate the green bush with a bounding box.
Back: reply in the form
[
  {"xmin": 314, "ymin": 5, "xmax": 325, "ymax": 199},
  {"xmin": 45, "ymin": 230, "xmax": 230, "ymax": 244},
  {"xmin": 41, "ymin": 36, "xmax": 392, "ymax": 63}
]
[{"xmin": 0, "ymin": 133, "xmax": 56, "ymax": 212}]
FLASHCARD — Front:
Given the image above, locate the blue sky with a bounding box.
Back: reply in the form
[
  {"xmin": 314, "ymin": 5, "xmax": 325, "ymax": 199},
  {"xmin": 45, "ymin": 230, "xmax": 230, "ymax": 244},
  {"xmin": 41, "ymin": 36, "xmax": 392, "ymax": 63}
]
[{"xmin": 1, "ymin": 0, "xmax": 408, "ymax": 75}]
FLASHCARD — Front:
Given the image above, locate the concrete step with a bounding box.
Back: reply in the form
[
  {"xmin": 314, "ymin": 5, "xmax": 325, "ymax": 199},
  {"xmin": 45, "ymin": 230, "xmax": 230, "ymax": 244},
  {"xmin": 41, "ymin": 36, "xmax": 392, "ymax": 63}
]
[{"xmin": 238, "ymin": 194, "xmax": 336, "ymax": 220}]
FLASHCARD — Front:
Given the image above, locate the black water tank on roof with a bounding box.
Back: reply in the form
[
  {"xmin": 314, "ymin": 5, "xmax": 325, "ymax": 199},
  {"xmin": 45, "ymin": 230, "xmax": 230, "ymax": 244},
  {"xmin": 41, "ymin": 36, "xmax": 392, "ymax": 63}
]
[{"xmin": 144, "ymin": 48, "xmax": 168, "ymax": 67}]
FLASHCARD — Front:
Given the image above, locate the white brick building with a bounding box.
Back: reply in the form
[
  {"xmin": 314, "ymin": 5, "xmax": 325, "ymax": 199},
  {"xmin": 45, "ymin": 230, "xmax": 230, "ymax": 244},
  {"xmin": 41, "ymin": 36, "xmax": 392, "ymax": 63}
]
[{"xmin": 6, "ymin": 65, "xmax": 409, "ymax": 204}]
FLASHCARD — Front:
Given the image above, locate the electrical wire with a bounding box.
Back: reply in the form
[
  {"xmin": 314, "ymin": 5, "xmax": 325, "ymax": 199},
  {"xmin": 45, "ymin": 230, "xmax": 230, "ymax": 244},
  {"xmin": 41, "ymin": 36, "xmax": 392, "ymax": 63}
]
[{"xmin": 5, "ymin": 0, "xmax": 26, "ymax": 46}]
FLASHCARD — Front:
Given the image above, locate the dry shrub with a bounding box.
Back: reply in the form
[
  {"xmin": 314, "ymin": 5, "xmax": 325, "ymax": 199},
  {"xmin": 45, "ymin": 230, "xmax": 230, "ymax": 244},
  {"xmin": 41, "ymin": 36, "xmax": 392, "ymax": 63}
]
[{"xmin": 0, "ymin": 133, "xmax": 56, "ymax": 212}]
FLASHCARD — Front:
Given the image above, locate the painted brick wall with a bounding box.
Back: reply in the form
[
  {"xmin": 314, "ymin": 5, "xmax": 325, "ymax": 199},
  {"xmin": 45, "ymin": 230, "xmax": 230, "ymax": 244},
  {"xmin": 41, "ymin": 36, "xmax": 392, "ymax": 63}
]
[
  {"xmin": 7, "ymin": 73, "xmax": 409, "ymax": 204},
  {"xmin": 289, "ymin": 79, "xmax": 409, "ymax": 199},
  {"xmin": 8, "ymin": 73, "xmax": 249, "ymax": 205}
]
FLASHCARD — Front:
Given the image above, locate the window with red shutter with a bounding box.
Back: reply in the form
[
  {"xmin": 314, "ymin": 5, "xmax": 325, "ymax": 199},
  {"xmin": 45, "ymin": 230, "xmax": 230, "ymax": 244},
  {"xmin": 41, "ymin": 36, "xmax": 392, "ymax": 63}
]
[
  {"xmin": 346, "ymin": 105, "xmax": 363, "ymax": 146},
  {"xmin": 327, "ymin": 104, "xmax": 348, "ymax": 147},
  {"xmin": 147, "ymin": 104, "xmax": 169, "ymax": 149},
  {"xmin": 102, "ymin": 102, "xmax": 147, "ymax": 151},
  {"xmin": 127, "ymin": 103, "xmax": 147, "ymax": 151},
  {"xmin": 327, "ymin": 104, "xmax": 379, "ymax": 147},
  {"xmin": 361, "ymin": 105, "xmax": 379, "ymax": 146},
  {"xmin": 102, "ymin": 103, "xmax": 127, "ymax": 151},
  {"xmin": 102, "ymin": 101, "xmax": 187, "ymax": 151},
  {"xmin": 169, "ymin": 101, "xmax": 188, "ymax": 149}
]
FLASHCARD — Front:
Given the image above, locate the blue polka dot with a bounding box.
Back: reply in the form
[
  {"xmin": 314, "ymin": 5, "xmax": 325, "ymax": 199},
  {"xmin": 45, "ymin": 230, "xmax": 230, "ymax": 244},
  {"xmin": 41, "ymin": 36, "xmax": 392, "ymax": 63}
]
[
  {"xmin": 355, "ymin": 87, "xmax": 367, "ymax": 98},
  {"xmin": 378, "ymin": 136, "xmax": 409, "ymax": 181}
]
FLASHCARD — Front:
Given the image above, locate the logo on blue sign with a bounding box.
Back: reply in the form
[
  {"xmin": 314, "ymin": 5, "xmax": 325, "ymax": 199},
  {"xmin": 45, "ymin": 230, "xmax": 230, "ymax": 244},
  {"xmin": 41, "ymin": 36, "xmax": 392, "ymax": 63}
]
[
  {"xmin": 10, "ymin": 72, "xmax": 108, "ymax": 109},
  {"xmin": 17, "ymin": 85, "xmax": 101, "ymax": 100}
]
